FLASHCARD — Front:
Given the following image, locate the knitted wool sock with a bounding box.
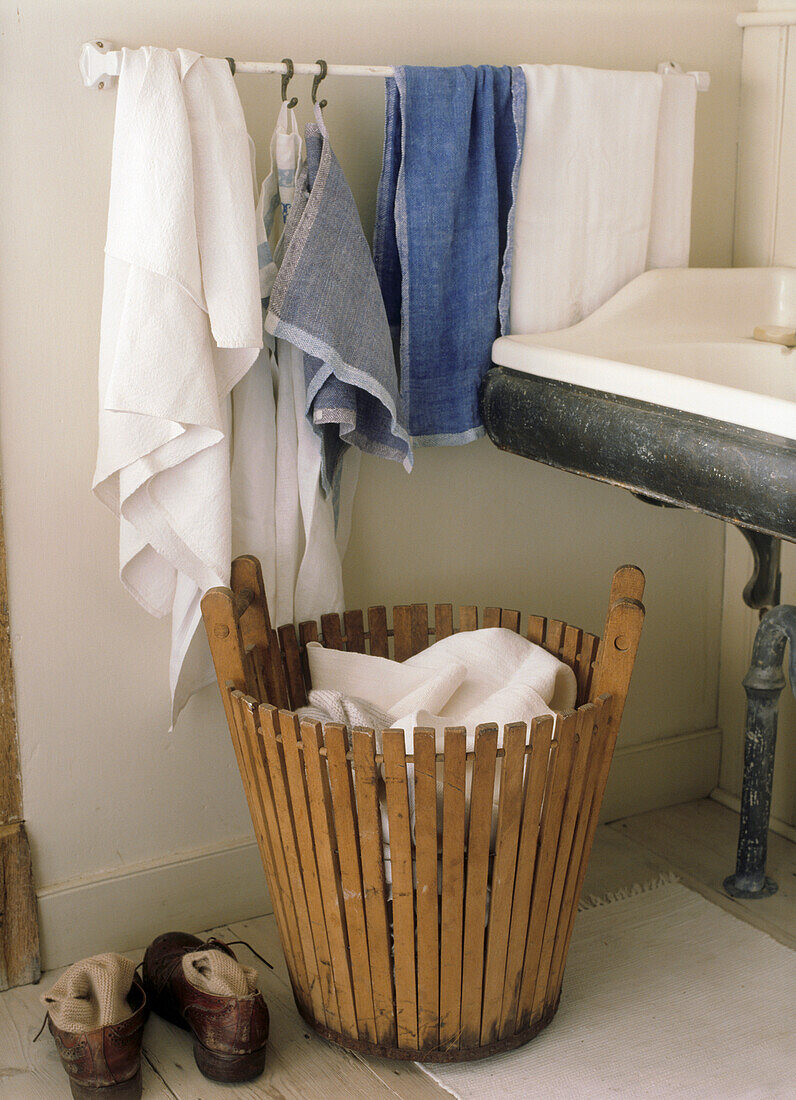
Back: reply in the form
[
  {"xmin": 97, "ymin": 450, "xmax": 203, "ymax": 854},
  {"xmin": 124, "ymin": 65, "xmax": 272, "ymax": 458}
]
[
  {"xmin": 42, "ymin": 953, "xmax": 136, "ymax": 1033},
  {"xmin": 182, "ymin": 949, "xmax": 258, "ymax": 998}
]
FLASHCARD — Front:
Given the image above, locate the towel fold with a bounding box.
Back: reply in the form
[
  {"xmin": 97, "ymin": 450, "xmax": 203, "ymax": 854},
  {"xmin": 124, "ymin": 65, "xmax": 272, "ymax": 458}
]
[
  {"xmin": 302, "ymin": 626, "xmax": 576, "ymax": 746},
  {"xmin": 510, "ymin": 65, "xmax": 696, "ymax": 335},
  {"xmin": 374, "ymin": 65, "xmax": 526, "ymax": 444},
  {"xmin": 266, "ymin": 106, "xmax": 412, "ymax": 497},
  {"xmin": 92, "ymin": 47, "xmax": 262, "ymax": 722}
]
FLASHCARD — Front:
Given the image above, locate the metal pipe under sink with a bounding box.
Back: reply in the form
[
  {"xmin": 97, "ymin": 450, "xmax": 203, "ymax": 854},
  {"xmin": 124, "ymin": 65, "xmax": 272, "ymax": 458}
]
[
  {"xmin": 481, "ymin": 366, "xmax": 796, "ymax": 898},
  {"xmin": 724, "ymin": 604, "xmax": 796, "ymax": 899}
]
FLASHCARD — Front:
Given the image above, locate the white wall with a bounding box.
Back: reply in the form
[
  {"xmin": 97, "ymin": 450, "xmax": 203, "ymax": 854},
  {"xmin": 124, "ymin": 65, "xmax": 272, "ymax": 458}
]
[
  {"xmin": 719, "ymin": 14, "xmax": 796, "ymax": 831},
  {"xmin": 0, "ymin": 0, "xmax": 748, "ymax": 968}
]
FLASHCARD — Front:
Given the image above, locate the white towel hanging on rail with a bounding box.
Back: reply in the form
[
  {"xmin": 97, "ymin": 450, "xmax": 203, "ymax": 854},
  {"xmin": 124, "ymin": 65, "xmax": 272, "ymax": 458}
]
[
  {"xmin": 509, "ymin": 65, "xmax": 696, "ymax": 335},
  {"xmin": 92, "ymin": 47, "xmax": 262, "ymax": 722},
  {"xmin": 646, "ymin": 71, "xmax": 697, "ymax": 268}
]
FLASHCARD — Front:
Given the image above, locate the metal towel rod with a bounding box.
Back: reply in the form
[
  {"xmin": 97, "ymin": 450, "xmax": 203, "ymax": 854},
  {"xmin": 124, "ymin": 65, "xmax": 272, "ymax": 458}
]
[
  {"xmin": 80, "ymin": 41, "xmax": 395, "ymax": 89},
  {"xmin": 79, "ymin": 41, "xmax": 710, "ymax": 92}
]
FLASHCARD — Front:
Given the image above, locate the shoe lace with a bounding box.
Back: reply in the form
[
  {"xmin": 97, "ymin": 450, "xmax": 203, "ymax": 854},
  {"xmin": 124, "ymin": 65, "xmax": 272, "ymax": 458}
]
[{"xmin": 200, "ymin": 937, "xmax": 274, "ymax": 971}]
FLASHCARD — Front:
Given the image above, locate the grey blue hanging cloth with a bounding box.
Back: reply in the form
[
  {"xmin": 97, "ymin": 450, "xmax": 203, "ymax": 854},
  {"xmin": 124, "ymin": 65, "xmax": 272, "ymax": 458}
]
[
  {"xmin": 266, "ymin": 106, "xmax": 412, "ymax": 496},
  {"xmin": 373, "ymin": 65, "xmax": 526, "ymax": 444}
]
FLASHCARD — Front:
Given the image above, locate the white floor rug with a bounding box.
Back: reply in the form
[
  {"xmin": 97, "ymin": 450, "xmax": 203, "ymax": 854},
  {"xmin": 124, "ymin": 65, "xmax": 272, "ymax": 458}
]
[{"xmin": 419, "ymin": 880, "xmax": 795, "ymax": 1100}]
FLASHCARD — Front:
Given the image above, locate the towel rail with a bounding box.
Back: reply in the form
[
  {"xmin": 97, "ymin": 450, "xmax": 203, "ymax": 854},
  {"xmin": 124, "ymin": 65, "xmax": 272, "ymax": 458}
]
[
  {"xmin": 79, "ymin": 41, "xmax": 710, "ymax": 92},
  {"xmin": 79, "ymin": 41, "xmax": 395, "ymax": 89}
]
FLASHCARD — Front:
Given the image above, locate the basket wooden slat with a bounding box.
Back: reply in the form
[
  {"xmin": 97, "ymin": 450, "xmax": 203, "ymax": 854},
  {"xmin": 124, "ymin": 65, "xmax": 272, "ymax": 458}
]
[
  {"xmin": 611, "ymin": 563, "xmax": 646, "ymax": 604},
  {"xmin": 547, "ymin": 600, "xmax": 644, "ymax": 999},
  {"xmin": 544, "ymin": 702, "xmax": 604, "ymax": 1006},
  {"xmin": 260, "ymin": 707, "xmax": 325, "ymax": 1024},
  {"xmin": 246, "ymin": 644, "xmax": 268, "ymax": 706},
  {"xmin": 225, "ymin": 692, "xmax": 264, "ymax": 862},
  {"xmin": 202, "ymin": 560, "xmax": 646, "ymax": 1062},
  {"xmin": 547, "ymin": 695, "xmax": 613, "ymax": 1002},
  {"xmin": 383, "ymin": 727, "xmax": 419, "ymax": 1049},
  {"xmin": 351, "ymin": 728, "xmax": 396, "ymax": 1047},
  {"xmin": 367, "ymin": 606, "xmax": 390, "ymax": 657},
  {"xmin": 459, "ymin": 725, "xmax": 498, "ymax": 1049},
  {"xmin": 576, "ymin": 632, "xmax": 600, "ymax": 704},
  {"xmin": 300, "ymin": 719, "xmax": 359, "ymax": 1036},
  {"xmin": 392, "ymin": 606, "xmax": 414, "ymax": 663},
  {"xmin": 279, "ymin": 711, "xmax": 340, "ymax": 1033},
  {"xmin": 232, "ymin": 699, "xmax": 291, "ymax": 988},
  {"xmin": 239, "ymin": 700, "xmax": 305, "ymax": 1009},
  {"xmin": 501, "ymin": 608, "xmax": 521, "ymax": 633},
  {"xmin": 517, "ymin": 712, "xmax": 577, "ymax": 1031},
  {"xmin": 562, "ymin": 624, "xmax": 582, "ymax": 678},
  {"xmin": 530, "ymin": 704, "xmax": 595, "ymax": 1020},
  {"xmin": 325, "ymin": 723, "xmax": 378, "ymax": 1043},
  {"xmin": 459, "ymin": 605, "xmax": 478, "ymax": 632},
  {"xmin": 439, "ymin": 726, "xmax": 467, "ymax": 1046},
  {"xmin": 344, "ymin": 609, "xmax": 367, "ymax": 653},
  {"xmin": 434, "ymin": 603, "xmax": 454, "ymax": 640},
  {"xmin": 230, "ymin": 556, "xmax": 286, "ymax": 708},
  {"xmin": 526, "ymin": 613, "xmax": 545, "ymax": 646},
  {"xmin": 591, "ymin": 597, "xmax": 645, "ymax": 728},
  {"xmin": 413, "ymin": 727, "xmax": 440, "ymax": 1051},
  {"xmin": 543, "ymin": 618, "xmax": 566, "ymax": 658},
  {"xmin": 411, "ymin": 603, "xmax": 429, "ymax": 654},
  {"xmin": 277, "ymin": 624, "xmax": 307, "ymax": 709},
  {"xmin": 321, "ymin": 612, "xmax": 345, "ymax": 651},
  {"xmin": 498, "ymin": 713, "xmax": 554, "ymax": 1038},
  {"xmin": 298, "ymin": 620, "xmax": 318, "ymax": 685},
  {"xmin": 243, "ymin": 699, "xmax": 310, "ymax": 1010},
  {"xmin": 481, "ymin": 722, "xmax": 527, "ymax": 1045}
]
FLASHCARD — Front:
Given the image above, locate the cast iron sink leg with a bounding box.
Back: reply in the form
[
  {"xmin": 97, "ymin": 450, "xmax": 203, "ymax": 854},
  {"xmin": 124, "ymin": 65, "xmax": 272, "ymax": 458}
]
[
  {"xmin": 724, "ymin": 604, "xmax": 796, "ymax": 899},
  {"xmin": 739, "ymin": 527, "xmax": 781, "ymax": 610}
]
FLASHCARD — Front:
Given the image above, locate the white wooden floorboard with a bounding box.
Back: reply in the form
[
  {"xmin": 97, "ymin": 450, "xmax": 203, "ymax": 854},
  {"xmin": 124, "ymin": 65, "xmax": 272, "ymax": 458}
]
[
  {"xmin": 610, "ymin": 799, "xmax": 796, "ymax": 947},
  {"xmin": 1, "ymin": 800, "xmax": 793, "ymax": 1099},
  {"xmin": 143, "ymin": 1007, "xmax": 397, "ymax": 1100},
  {"xmin": 0, "ymin": 965, "xmax": 174, "ymax": 1099},
  {"xmin": 582, "ymin": 821, "xmax": 672, "ymax": 899},
  {"xmin": 224, "ymin": 917, "xmax": 453, "ymax": 1100},
  {"xmin": 141, "ymin": 922, "xmax": 411, "ymax": 1100}
]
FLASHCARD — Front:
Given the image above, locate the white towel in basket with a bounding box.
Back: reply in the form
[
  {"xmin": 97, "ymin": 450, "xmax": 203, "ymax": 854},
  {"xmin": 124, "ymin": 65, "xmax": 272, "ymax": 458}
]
[
  {"xmin": 299, "ymin": 627, "xmax": 577, "ymax": 886},
  {"xmin": 302, "ymin": 626, "xmax": 576, "ymax": 742}
]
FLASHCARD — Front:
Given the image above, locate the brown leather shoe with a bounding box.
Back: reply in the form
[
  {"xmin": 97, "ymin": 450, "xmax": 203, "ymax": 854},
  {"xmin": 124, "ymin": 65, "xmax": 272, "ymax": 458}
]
[
  {"xmin": 47, "ymin": 977, "xmax": 147, "ymax": 1099},
  {"xmin": 142, "ymin": 932, "xmax": 268, "ymax": 1082}
]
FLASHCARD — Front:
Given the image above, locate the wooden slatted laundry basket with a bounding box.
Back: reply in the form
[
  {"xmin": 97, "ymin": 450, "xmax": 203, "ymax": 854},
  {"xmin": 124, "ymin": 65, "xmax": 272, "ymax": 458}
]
[{"xmin": 201, "ymin": 555, "xmax": 645, "ymax": 1062}]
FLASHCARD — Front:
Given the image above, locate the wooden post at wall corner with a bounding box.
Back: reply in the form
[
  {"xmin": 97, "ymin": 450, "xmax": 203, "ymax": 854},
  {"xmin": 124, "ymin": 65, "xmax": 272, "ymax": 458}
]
[{"xmin": 0, "ymin": 479, "xmax": 40, "ymax": 989}]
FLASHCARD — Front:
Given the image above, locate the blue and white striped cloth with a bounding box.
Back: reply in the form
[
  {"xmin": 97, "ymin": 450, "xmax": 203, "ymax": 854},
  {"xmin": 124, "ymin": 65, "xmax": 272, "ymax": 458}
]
[{"xmin": 266, "ymin": 107, "xmax": 412, "ymax": 497}]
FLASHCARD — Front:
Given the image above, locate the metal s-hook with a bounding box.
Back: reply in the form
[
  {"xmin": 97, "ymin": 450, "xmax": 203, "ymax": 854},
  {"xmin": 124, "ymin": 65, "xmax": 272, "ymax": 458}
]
[
  {"xmin": 281, "ymin": 58, "xmax": 298, "ymax": 109},
  {"xmin": 311, "ymin": 59, "xmax": 328, "ymax": 109}
]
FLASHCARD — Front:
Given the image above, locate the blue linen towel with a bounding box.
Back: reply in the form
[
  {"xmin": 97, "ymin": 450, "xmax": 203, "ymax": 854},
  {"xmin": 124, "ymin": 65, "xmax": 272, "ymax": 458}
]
[
  {"xmin": 266, "ymin": 107, "xmax": 412, "ymax": 496},
  {"xmin": 374, "ymin": 65, "xmax": 526, "ymax": 444}
]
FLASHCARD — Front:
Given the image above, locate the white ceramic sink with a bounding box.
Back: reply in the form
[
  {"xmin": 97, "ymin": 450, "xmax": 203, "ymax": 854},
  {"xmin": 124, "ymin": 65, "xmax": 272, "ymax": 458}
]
[{"xmin": 492, "ymin": 267, "xmax": 796, "ymax": 443}]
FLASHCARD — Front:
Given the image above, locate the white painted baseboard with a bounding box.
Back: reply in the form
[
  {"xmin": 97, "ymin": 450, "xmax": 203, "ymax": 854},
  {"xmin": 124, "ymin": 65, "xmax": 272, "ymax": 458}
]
[
  {"xmin": 37, "ymin": 836, "xmax": 270, "ymax": 971},
  {"xmin": 710, "ymin": 787, "xmax": 796, "ymax": 844},
  {"xmin": 37, "ymin": 726, "xmax": 722, "ymax": 970},
  {"xmin": 600, "ymin": 726, "xmax": 722, "ymax": 823}
]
